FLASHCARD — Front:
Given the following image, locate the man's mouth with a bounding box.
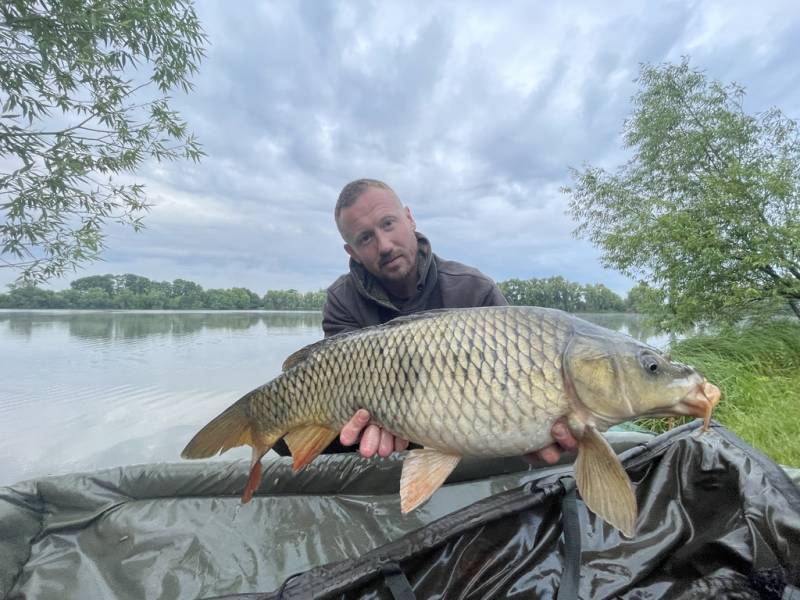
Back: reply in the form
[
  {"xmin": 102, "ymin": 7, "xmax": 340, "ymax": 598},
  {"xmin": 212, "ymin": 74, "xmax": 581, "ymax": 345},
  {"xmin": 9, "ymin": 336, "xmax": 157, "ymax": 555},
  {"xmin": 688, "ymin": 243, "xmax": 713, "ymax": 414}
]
[{"xmin": 381, "ymin": 255, "xmax": 402, "ymax": 268}]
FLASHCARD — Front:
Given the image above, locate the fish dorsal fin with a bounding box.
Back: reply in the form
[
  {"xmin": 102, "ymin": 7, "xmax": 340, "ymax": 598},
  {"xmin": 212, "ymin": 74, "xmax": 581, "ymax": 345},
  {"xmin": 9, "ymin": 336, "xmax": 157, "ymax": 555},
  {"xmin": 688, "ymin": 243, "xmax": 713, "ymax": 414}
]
[
  {"xmin": 384, "ymin": 308, "xmax": 462, "ymax": 328},
  {"xmin": 400, "ymin": 448, "xmax": 461, "ymax": 513},
  {"xmin": 574, "ymin": 425, "xmax": 638, "ymax": 537},
  {"xmin": 284, "ymin": 424, "xmax": 339, "ymax": 471},
  {"xmin": 282, "ymin": 328, "xmax": 359, "ymax": 371},
  {"xmin": 282, "ymin": 343, "xmax": 320, "ymax": 371}
]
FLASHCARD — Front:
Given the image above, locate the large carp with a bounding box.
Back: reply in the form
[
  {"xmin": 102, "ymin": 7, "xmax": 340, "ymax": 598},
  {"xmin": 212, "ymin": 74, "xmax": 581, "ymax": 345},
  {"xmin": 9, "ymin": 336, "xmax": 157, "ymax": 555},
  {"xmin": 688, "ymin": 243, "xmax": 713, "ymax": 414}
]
[{"xmin": 182, "ymin": 306, "xmax": 720, "ymax": 537}]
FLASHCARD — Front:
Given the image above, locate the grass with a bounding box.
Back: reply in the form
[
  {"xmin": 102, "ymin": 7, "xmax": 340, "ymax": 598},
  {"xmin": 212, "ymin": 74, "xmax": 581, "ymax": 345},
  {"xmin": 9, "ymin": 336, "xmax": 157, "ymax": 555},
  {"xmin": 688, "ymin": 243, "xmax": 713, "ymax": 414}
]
[{"xmin": 634, "ymin": 319, "xmax": 800, "ymax": 467}]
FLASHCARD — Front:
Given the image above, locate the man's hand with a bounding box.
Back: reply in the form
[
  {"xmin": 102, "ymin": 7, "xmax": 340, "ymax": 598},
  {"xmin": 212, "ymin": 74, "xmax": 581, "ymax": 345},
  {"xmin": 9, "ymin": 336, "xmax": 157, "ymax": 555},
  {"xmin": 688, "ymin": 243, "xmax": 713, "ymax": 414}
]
[
  {"xmin": 523, "ymin": 418, "xmax": 578, "ymax": 464},
  {"xmin": 340, "ymin": 409, "xmax": 410, "ymax": 458},
  {"xmin": 340, "ymin": 411, "xmax": 578, "ymax": 462}
]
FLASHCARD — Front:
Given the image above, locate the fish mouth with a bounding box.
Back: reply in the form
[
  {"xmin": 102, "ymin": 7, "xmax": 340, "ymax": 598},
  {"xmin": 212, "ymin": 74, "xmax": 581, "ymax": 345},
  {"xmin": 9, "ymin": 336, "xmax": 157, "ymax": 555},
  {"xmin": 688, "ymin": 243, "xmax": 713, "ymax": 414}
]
[{"xmin": 677, "ymin": 380, "xmax": 721, "ymax": 431}]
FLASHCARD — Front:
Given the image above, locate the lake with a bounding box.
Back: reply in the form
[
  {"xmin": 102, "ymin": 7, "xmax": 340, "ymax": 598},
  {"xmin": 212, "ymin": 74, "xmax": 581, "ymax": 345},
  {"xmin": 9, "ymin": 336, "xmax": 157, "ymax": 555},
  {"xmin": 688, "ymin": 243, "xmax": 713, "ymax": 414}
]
[{"xmin": 0, "ymin": 310, "xmax": 669, "ymax": 487}]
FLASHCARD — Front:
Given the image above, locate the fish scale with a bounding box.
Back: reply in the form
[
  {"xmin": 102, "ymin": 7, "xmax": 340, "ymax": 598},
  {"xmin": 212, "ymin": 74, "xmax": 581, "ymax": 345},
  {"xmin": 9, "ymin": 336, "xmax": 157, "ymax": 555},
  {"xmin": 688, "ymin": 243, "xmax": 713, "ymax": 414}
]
[{"xmin": 254, "ymin": 307, "xmax": 575, "ymax": 456}]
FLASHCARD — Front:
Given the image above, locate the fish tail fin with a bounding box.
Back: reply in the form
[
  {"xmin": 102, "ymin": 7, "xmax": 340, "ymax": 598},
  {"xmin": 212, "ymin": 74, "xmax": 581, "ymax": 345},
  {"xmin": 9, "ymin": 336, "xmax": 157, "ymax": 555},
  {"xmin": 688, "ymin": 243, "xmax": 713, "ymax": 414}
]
[
  {"xmin": 181, "ymin": 396, "xmax": 277, "ymax": 458},
  {"xmin": 181, "ymin": 391, "xmax": 284, "ymax": 503}
]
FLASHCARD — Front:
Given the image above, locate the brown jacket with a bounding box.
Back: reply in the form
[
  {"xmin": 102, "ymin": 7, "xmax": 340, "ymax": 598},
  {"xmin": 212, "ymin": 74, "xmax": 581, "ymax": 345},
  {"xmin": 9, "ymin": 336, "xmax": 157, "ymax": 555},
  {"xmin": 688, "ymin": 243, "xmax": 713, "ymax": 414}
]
[{"xmin": 322, "ymin": 233, "xmax": 507, "ymax": 337}]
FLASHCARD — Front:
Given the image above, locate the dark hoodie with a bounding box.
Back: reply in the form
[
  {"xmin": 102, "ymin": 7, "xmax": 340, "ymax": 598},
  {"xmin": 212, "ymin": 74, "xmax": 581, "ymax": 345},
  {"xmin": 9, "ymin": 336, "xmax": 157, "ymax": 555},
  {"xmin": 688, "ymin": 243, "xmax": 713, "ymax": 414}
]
[{"xmin": 322, "ymin": 233, "xmax": 507, "ymax": 337}]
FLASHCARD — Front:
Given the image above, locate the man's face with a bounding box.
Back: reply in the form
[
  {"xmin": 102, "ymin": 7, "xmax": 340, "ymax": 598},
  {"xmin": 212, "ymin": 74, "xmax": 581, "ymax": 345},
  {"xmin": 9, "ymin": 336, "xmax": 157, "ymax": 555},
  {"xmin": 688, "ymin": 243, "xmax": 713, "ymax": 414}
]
[{"xmin": 338, "ymin": 187, "xmax": 419, "ymax": 286}]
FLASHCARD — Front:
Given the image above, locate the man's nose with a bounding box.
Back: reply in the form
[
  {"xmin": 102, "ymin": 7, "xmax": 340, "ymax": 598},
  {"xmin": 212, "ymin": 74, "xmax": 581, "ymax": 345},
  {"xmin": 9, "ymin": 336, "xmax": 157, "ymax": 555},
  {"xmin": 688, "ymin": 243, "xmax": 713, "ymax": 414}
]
[{"xmin": 376, "ymin": 231, "xmax": 393, "ymax": 254}]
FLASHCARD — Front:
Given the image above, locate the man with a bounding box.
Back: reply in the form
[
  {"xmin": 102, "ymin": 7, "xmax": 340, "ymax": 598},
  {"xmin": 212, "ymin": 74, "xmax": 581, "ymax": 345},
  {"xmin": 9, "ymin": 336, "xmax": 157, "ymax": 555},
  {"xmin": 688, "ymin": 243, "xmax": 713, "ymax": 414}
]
[{"xmin": 320, "ymin": 178, "xmax": 577, "ymax": 461}]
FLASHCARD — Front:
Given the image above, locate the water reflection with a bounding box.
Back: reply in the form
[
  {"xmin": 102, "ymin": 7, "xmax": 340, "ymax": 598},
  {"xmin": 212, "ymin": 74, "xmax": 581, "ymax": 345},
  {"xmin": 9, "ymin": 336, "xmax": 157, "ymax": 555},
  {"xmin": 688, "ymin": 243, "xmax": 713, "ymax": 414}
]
[
  {"xmin": 577, "ymin": 312, "xmax": 675, "ymax": 348},
  {"xmin": 0, "ymin": 310, "xmax": 323, "ymax": 341},
  {"xmin": 0, "ymin": 310, "xmax": 669, "ymax": 344}
]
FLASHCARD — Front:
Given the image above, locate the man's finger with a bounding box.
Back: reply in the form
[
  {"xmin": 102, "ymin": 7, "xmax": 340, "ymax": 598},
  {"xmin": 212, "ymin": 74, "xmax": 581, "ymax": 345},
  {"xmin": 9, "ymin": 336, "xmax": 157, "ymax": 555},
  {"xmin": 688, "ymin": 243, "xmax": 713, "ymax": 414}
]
[
  {"xmin": 394, "ymin": 437, "xmax": 409, "ymax": 452},
  {"xmin": 551, "ymin": 420, "xmax": 578, "ymax": 451},
  {"xmin": 536, "ymin": 444, "xmax": 561, "ymax": 465},
  {"xmin": 339, "ymin": 409, "xmax": 371, "ymax": 446},
  {"xmin": 359, "ymin": 424, "xmax": 381, "ymax": 458},
  {"xmin": 378, "ymin": 429, "xmax": 394, "ymax": 457}
]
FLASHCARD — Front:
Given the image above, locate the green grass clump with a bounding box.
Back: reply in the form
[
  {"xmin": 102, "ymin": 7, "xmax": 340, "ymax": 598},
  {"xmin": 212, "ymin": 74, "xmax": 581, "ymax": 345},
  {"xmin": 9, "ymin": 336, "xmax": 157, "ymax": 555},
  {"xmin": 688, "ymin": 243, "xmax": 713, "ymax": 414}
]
[{"xmin": 635, "ymin": 320, "xmax": 800, "ymax": 467}]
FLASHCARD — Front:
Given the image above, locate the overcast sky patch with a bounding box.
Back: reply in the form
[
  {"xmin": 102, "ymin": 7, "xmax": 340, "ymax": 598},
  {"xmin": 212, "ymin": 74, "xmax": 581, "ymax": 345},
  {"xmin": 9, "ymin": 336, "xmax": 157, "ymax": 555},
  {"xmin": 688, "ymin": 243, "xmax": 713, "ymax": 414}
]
[{"xmin": 4, "ymin": 0, "xmax": 799, "ymax": 297}]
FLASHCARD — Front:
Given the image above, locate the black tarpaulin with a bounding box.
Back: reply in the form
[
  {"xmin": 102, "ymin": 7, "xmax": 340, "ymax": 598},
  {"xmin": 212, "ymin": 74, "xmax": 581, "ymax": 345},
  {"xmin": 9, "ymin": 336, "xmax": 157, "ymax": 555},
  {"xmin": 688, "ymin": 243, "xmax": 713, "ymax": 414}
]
[
  {"xmin": 221, "ymin": 423, "xmax": 800, "ymax": 600},
  {"xmin": 1, "ymin": 423, "xmax": 798, "ymax": 599}
]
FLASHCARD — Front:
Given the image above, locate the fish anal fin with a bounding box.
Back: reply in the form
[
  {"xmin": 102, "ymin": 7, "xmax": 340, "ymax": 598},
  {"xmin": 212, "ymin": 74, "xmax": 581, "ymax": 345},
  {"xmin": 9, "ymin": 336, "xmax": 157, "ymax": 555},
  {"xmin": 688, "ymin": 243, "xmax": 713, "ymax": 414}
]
[
  {"xmin": 284, "ymin": 425, "xmax": 339, "ymax": 471},
  {"xmin": 400, "ymin": 449, "xmax": 461, "ymax": 514},
  {"xmin": 575, "ymin": 425, "xmax": 638, "ymax": 537}
]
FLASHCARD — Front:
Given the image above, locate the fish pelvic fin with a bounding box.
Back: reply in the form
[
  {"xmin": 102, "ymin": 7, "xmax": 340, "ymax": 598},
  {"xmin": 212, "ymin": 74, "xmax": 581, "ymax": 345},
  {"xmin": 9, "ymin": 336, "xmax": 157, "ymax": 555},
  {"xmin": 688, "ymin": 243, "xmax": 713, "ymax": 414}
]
[
  {"xmin": 574, "ymin": 425, "xmax": 638, "ymax": 538},
  {"xmin": 284, "ymin": 425, "xmax": 339, "ymax": 471},
  {"xmin": 400, "ymin": 448, "xmax": 461, "ymax": 514}
]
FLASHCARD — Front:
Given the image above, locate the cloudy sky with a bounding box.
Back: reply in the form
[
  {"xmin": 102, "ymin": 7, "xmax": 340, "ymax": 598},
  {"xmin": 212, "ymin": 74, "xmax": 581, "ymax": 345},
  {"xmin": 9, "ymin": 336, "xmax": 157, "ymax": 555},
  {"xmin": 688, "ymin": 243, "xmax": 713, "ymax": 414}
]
[{"xmin": 5, "ymin": 0, "xmax": 800, "ymax": 296}]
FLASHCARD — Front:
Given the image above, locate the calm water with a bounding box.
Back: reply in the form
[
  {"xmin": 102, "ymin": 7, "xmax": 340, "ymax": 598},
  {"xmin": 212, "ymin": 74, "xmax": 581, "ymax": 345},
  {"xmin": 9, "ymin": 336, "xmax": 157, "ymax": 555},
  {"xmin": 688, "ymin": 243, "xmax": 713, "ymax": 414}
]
[{"xmin": 0, "ymin": 310, "xmax": 668, "ymax": 487}]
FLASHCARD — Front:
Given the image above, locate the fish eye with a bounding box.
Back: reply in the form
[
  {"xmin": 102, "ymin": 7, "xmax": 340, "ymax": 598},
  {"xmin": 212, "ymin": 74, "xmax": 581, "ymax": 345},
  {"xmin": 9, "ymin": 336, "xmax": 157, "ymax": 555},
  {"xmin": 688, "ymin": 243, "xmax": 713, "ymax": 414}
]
[{"xmin": 640, "ymin": 354, "xmax": 660, "ymax": 374}]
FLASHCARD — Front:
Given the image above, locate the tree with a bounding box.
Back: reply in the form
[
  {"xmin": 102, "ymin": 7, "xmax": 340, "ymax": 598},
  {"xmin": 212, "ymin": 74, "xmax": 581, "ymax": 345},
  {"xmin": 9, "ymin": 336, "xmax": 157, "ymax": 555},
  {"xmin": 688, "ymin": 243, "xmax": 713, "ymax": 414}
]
[
  {"xmin": 564, "ymin": 59, "xmax": 800, "ymax": 330},
  {"xmin": 582, "ymin": 284, "xmax": 625, "ymax": 312},
  {"xmin": 1, "ymin": 282, "xmax": 56, "ymax": 307},
  {"xmin": 1, "ymin": 0, "xmax": 206, "ymax": 283},
  {"xmin": 169, "ymin": 278, "xmax": 203, "ymax": 308},
  {"xmin": 624, "ymin": 281, "xmax": 658, "ymax": 313},
  {"xmin": 70, "ymin": 274, "xmax": 115, "ymax": 294}
]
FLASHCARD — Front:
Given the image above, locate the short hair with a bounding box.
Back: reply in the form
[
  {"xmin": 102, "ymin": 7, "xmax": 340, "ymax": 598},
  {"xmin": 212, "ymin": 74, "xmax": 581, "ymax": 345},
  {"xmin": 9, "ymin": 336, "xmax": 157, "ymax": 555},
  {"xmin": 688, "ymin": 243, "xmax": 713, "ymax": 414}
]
[{"xmin": 334, "ymin": 179, "xmax": 400, "ymax": 230}]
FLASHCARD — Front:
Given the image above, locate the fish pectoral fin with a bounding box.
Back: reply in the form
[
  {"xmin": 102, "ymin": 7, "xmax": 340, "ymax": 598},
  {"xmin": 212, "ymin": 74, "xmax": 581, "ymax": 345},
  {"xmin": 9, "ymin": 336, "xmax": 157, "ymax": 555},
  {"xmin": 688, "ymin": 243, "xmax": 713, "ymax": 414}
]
[
  {"xmin": 284, "ymin": 425, "xmax": 339, "ymax": 471},
  {"xmin": 400, "ymin": 449, "xmax": 461, "ymax": 514},
  {"xmin": 574, "ymin": 425, "xmax": 638, "ymax": 538}
]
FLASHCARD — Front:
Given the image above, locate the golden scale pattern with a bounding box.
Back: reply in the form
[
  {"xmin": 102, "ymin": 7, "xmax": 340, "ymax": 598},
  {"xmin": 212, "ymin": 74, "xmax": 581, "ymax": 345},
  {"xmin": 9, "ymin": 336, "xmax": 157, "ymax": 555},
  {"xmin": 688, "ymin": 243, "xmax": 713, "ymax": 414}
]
[{"xmin": 248, "ymin": 307, "xmax": 577, "ymax": 454}]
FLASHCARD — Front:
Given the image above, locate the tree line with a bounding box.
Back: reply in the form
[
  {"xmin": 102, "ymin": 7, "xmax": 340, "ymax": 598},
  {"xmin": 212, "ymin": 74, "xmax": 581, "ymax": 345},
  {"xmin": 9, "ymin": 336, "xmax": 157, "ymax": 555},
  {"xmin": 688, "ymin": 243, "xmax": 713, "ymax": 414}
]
[
  {"xmin": 0, "ymin": 273, "xmax": 647, "ymax": 312},
  {"xmin": 0, "ymin": 274, "xmax": 325, "ymax": 310},
  {"xmin": 498, "ymin": 277, "xmax": 637, "ymax": 313}
]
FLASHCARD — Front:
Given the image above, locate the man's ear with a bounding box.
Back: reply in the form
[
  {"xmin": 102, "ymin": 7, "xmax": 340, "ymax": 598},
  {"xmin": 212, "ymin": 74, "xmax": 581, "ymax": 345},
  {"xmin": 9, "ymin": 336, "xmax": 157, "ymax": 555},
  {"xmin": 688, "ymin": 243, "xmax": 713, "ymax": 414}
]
[
  {"xmin": 344, "ymin": 243, "xmax": 361, "ymax": 264},
  {"xmin": 405, "ymin": 206, "xmax": 416, "ymax": 231}
]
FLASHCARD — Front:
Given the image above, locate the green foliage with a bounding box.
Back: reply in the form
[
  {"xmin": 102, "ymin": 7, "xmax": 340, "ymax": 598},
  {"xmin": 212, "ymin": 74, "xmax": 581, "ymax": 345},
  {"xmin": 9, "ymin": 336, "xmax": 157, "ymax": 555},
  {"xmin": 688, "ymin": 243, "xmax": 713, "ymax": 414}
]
[
  {"xmin": 498, "ymin": 276, "xmax": 625, "ymax": 312},
  {"xmin": 0, "ymin": 273, "xmax": 636, "ymax": 312},
  {"xmin": 636, "ymin": 320, "xmax": 800, "ymax": 466},
  {"xmin": 262, "ymin": 289, "xmax": 327, "ymax": 311},
  {"xmin": 0, "ymin": 273, "xmax": 328, "ymax": 310},
  {"xmin": 623, "ymin": 281, "xmax": 659, "ymax": 313},
  {"xmin": 0, "ymin": 0, "xmax": 206, "ymax": 283},
  {"xmin": 564, "ymin": 58, "xmax": 800, "ymax": 331}
]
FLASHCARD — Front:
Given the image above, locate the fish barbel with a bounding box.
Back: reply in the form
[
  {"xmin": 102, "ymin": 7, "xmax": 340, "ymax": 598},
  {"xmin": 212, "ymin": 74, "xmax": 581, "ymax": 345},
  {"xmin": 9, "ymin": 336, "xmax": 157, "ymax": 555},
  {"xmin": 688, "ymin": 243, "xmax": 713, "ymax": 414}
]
[{"xmin": 182, "ymin": 306, "xmax": 720, "ymax": 536}]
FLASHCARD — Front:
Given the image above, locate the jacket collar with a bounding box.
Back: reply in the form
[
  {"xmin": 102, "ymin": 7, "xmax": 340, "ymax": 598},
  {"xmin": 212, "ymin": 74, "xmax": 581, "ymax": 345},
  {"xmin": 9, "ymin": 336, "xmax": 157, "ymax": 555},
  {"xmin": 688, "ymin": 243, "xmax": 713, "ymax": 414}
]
[{"xmin": 349, "ymin": 232, "xmax": 436, "ymax": 312}]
